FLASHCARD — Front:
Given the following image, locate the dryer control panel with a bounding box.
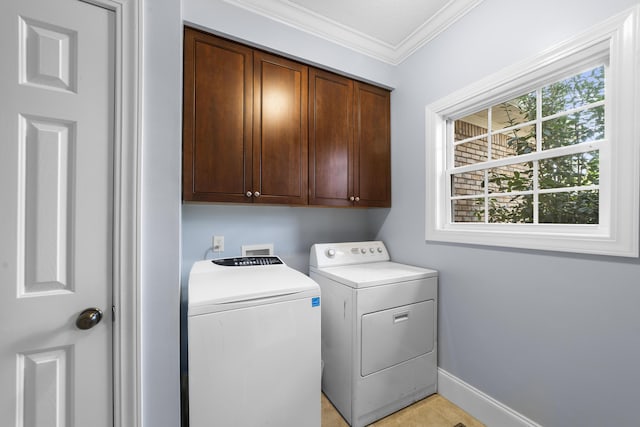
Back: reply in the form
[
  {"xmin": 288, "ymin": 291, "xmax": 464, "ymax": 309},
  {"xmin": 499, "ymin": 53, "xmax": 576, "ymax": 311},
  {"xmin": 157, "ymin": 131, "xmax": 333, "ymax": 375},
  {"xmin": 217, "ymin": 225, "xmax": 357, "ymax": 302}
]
[{"xmin": 310, "ymin": 241, "xmax": 389, "ymax": 268}]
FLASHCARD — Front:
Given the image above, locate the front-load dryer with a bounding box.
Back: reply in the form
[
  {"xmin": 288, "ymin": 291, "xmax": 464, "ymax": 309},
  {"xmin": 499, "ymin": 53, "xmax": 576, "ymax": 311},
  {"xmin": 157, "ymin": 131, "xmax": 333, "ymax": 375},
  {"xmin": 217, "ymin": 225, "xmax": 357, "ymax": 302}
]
[{"xmin": 309, "ymin": 241, "xmax": 437, "ymax": 427}]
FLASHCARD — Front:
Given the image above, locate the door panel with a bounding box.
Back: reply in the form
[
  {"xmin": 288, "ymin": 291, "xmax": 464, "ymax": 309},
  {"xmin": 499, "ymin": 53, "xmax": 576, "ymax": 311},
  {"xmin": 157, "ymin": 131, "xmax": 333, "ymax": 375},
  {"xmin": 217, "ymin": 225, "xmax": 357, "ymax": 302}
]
[
  {"xmin": 21, "ymin": 116, "xmax": 75, "ymax": 295},
  {"xmin": 253, "ymin": 52, "xmax": 308, "ymax": 205},
  {"xmin": 309, "ymin": 68, "xmax": 354, "ymax": 207},
  {"xmin": 0, "ymin": 0, "xmax": 114, "ymax": 425},
  {"xmin": 355, "ymin": 82, "xmax": 391, "ymax": 207},
  {"xmin": 361, "ymin": 300, "xmax": 435, "ymax": 376},
  {"xmin": 183, "ymin": 28, "xmax": 254, "ymax": 202}
]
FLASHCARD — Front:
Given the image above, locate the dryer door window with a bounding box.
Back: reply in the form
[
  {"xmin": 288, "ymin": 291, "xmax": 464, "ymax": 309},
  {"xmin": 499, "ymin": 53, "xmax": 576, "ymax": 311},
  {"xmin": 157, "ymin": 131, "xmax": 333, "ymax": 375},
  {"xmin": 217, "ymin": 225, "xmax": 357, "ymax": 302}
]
[{"xmin": 360, "ymin": 300, "xmax": 435, "ymax": 376}]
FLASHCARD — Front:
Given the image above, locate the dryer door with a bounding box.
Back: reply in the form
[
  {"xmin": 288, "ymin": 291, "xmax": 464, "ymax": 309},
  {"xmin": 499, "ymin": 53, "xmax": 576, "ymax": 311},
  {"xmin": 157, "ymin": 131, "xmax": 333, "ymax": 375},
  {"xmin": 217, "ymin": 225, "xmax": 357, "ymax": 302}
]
[{"xmin": 361, "ymin": 300, "xmax": 435, "ymax": 376}]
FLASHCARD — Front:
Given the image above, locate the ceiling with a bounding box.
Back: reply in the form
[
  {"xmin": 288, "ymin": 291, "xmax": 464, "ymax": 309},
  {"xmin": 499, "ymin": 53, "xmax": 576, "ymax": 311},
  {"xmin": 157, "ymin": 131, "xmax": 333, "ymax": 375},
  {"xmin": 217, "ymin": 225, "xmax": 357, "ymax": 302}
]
[{"xmin": 222, "ymin": 0, "xmax": 483, "ymax": 65}]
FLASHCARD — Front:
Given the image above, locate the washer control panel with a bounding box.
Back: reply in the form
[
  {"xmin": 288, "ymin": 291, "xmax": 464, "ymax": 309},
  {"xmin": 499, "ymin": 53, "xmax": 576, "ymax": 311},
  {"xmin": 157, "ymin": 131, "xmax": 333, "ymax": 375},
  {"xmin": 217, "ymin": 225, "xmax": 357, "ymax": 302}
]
[
  {"xmin": 310, "ymin": 241, "xmax": 389, "ymax": 268},
  {"xmin": 212, "ymin": 256, "xmax": 283, "ymax": 267}
]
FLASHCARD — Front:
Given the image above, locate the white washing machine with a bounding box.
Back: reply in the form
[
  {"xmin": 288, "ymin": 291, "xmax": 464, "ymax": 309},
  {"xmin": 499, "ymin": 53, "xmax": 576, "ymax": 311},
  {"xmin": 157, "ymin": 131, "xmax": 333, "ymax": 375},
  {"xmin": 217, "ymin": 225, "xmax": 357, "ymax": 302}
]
[
  {"xmin": 188, "ymin": 256, "xmax": 321, "ymax": 427},
  {"xmin": 309, "ymin": 241, "xmax": 437, "ymax": 427}
]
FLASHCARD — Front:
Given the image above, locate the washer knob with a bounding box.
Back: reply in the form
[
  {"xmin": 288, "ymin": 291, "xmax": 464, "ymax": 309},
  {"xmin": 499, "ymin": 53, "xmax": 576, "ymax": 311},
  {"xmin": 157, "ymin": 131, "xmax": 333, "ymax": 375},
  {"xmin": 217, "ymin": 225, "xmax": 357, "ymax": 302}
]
[
  {"xmin": 377, "ymin": 247, "xmax": 383, "ymax": 253},
  {"xmin": 369, "ymin": 248, "xmax": 374, "ymax": 253},
  {"xmin": 360, "ymin": 248, "xmax": 366, "ymax": 254},
  {"xmin": 326, "ymin": 249, "xmax": 336, "ymax": 258}
]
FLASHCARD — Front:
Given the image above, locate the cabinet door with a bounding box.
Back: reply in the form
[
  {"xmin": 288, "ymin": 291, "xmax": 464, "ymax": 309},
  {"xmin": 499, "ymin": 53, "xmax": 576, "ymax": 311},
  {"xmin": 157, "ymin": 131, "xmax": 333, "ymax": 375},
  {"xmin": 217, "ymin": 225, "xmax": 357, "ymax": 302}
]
[
  {"xmin": 354, "ymin": 82, "xmax": 391, "ymax": 207},
  {"xmin": 183, "ymin": 29, "xmax": 253, "ymax": 202},
  {"xmin": 309, "ymin": 68, "xmax": 354, "ymax": 207},
  {"xmin": 252, "ymin": 52, "xmax": 308, "ymax": 205}
]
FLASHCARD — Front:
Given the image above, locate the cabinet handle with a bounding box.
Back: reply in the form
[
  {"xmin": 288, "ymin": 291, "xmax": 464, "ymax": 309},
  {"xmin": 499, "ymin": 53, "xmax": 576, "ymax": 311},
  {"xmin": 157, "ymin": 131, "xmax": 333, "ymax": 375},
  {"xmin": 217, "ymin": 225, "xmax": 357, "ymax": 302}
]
[
  {"xmin": 349, "ymin": 196, "xmax": 355, "ymax": 201},
  {"xmin": 246, "ymin": 191, "xmax": 253, "ymax": 197},
  {"xmin": 254, "ymin": 191, "xmax": 260, "ymax": 197},
  {"xmin": 355, "ymin": 196, "xmax": 360, "ymax": 202}
]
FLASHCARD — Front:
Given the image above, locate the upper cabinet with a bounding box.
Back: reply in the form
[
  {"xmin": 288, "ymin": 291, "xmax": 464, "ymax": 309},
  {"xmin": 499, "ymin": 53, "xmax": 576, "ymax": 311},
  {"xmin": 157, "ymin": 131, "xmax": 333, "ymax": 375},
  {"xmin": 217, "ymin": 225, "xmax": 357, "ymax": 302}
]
[
  {"xmin": 308, "ymin": 69, "xmax": 391, "ymax": 207},
  {"xmin": 183, "ymin": 30, "xmax": 253, "ymax": 203},
  {"xmin": 252, "ymin": 51, "xmax": 309, "ymax": 205},
  {"xmin": 183, "ymin": 27, "xmax": 390, "ymax": 207},
  {"xmin": 183, "ymin": 28, "xmax": 308, "ymax": 204},
  {"xmin": 353, "ymin": 82, "xmax": 391, "ymax": 207},
  {"xmin": 308, "ymin": 68, "xmax": 354, "ymax": 207}
]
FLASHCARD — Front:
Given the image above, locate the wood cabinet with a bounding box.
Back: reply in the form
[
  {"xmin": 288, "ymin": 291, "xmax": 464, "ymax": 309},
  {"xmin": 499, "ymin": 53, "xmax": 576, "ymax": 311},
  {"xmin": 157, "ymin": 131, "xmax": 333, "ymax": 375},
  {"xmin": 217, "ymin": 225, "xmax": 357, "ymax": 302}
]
[
  {"xmin": 309, "ymin": 68, "xmax": 354, "ymax": 206},
  {"xmin": 353, "ymin": 82, "xmax": 391, "ymax": 207},
  {"xmin": 183, "ymin": 28, "xmax": 308, "ymax": 204},
  {"xmin": 183, "ymin": 27, "xmax": 390, "ymax": 207},
  {"xmin": 252, "ymin": 51, "xmax": 308, "ymax": 204},
  {"xmin": 309, "ymin": 69, "xmax": 390, "ymax": 207}
]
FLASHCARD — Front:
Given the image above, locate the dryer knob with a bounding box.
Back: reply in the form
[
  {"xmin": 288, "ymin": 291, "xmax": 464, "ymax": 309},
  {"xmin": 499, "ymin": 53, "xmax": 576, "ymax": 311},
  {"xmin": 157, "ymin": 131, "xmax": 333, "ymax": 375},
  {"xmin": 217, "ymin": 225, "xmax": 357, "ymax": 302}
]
[{"xmin": 326, "ymin": 249, "xmax": 336, "ymax": 258}]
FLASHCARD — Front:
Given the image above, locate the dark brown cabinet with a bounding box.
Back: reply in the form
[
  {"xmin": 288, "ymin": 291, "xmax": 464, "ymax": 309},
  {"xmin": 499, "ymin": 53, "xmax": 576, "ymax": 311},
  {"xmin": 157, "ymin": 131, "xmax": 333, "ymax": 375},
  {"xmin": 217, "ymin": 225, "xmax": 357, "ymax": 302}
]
[
  {"xmin": 309, "ymin": 68, "xmax": 354, "ymax": 206},
  {"xmin": 353, "ymin": 82, "xmax": 391, "ymax": 207},
  {"xmin": 183, "ymin": 29, "xmax": 253, "ymax": 203},
  {"xmin": 252, "ymin": 51, "xmax": 308, "ymax": 205},
  {"xmin": 183, "ymin": 27, "xmax": 390, "ymax": 207},
  {"xmin": 309, "ymin": 69, "xmax": 390, "ymax": 207},
  {"xmin": 183, "ymin": 28, "xmax": 308, "ymax": 204}
]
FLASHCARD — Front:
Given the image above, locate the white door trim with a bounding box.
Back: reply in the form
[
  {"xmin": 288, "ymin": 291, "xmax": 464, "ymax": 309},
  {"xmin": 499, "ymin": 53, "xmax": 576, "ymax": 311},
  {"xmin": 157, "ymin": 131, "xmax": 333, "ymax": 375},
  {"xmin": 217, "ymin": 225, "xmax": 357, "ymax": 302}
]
[{"xmin": 80, "ymin": 1, "xmax": 141, "ymax": 426}]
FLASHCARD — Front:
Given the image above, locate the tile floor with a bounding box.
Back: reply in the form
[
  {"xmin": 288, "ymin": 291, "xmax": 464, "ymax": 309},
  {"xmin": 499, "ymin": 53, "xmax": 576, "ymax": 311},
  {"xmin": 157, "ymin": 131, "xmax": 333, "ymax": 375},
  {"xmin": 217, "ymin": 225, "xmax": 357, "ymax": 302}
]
[{"xmin": 321, "ymin": 393, "xmax": 485, "ymax": 427}]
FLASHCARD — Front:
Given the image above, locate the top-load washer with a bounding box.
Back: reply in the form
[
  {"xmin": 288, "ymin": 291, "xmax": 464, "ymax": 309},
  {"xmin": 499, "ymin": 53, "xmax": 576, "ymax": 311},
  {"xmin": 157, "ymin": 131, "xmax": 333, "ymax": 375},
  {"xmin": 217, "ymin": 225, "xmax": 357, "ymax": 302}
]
[
  {"xmin": 188, "ymin": 256, "xmax": 321, "ymax": 427},
  {"xmin": 309, "ymin": 241, "xmax": 437, "ymax": 427}
]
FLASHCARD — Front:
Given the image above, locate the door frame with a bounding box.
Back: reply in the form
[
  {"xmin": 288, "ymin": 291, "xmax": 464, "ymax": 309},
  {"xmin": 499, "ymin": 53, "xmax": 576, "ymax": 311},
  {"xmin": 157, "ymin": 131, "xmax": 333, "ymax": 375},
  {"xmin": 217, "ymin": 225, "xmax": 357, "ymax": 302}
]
[{"xmin": 81, "ymin": 0, "xmax": 141, "ymax": 426}]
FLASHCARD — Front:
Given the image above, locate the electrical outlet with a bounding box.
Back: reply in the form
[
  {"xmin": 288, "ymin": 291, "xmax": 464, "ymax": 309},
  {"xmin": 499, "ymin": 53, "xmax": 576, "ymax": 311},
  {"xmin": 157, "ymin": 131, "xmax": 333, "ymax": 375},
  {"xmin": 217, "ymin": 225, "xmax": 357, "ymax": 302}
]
[{"xmin": 213, "ymin": 235, "xmax": 224, "ymax": 252}]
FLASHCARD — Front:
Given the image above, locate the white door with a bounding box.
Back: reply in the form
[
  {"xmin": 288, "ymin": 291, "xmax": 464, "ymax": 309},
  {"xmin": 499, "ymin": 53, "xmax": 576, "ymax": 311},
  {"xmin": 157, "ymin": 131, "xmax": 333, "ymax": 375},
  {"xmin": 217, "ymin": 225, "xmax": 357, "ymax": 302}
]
[{"xmin": 0, "ymin": 0, "xmax": 114, "ymax": 425}]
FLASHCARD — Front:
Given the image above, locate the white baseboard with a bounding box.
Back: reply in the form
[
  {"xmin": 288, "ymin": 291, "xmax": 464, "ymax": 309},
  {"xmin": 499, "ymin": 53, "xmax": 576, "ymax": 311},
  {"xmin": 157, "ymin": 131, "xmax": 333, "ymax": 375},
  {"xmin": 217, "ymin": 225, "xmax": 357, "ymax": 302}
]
[{"xmin": 437, "ymin": 368, "xmax": 543, "ymax": 427}]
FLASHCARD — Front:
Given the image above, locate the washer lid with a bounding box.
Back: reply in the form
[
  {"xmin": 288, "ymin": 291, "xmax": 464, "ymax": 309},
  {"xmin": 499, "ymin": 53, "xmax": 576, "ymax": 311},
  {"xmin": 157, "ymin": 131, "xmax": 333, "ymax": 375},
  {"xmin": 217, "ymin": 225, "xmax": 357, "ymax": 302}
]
[
  {"xmin": 312, "ymin": 261, "xmax": 437, "ymax": 288},
  {"xmin": 188, "ymin": 259, "xmax": 319, "ymax": 314}
]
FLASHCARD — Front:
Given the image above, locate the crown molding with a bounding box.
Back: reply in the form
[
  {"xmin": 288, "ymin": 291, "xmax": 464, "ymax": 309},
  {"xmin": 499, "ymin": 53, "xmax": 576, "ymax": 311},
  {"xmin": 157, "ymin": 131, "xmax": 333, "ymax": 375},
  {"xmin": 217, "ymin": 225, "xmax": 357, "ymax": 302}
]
[{"xmin": 222, "ymin": 0, "xmax": 483, "ymax": 65}]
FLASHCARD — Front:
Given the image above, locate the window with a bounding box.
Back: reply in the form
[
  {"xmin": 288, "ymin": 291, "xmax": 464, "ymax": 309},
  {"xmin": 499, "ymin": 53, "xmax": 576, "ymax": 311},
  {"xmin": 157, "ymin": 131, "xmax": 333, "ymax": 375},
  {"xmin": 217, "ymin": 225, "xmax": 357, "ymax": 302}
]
[
  {"xmin": 425, "ymin": 7, "xmax": 639, "ymax": 257},
  {"xmin": 451, "ymin": 66, "xmax": 603, "ymax": 225}
]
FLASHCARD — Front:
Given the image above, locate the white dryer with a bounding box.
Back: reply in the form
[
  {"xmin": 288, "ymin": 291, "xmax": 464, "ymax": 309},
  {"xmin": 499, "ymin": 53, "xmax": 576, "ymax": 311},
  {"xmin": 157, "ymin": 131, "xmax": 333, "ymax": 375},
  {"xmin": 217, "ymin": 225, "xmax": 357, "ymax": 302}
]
[
  {"xmin": 188, "ymin": 256, "xmax": 321, "ymax": 427},
  {"xmin": 309, "ymin": 241, "xmax": 437, "ymax": 427}
]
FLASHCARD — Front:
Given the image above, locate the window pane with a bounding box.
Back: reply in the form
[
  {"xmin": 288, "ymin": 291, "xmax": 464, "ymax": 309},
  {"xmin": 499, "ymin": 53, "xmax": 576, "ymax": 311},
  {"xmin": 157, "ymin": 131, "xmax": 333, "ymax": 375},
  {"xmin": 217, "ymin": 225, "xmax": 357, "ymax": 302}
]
[
  {"xmin": 455, "ymin": 110, "xmax": 488, "ymax": 136},
  {"xmin": 488, "ymin": 162, "xmax": 533, "ymax": 193},
  {"xmin": 454, "ymin": 139, "xmax": 488, "ymax": 166},
  {"xmin": 539, "ymin": 190, "xmax": 599, "ymax": 224},
  {"xmin": 542, "ymin": 106, "xmax": 604, "ymax": 149},
  {"xmin": 539, "ymin": 151, "xmax": 599, "ymax": 189},
  {"xmin": 452, "ymin": 198, "xmax": 484, "ymax": 223},
  {"xmin": 542, "ymin": 66, "xmax": 605, "ymax": 117},
  {"xmin": 488, "ymin": 195, "xmax": 533, "ymax": 223},
  {"xmin": 491, "ymin": 125, "xmax": 536, "ymax": 159},
  {"xmin": 451, "ymin": 171, "xmax": 484, "ymax": 196},
  {"xmin": 492, "ymin": 91, "xmax": 536, "ymax": 130}
]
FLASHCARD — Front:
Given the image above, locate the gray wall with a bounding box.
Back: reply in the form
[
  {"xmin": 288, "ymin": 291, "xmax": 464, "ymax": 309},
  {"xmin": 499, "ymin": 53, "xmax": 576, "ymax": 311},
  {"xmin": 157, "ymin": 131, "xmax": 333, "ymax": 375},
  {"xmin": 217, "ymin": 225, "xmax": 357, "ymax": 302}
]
[
  {"xmin": 183, "ymin": 0, "xmax": 397, "ymax": 89},
  {"xmin": 179, "ymin": 2, "xmax": 395, "ymax": 422},
  {"xmin": 377, "ymin": 1, "xmax": 640, "ymax": 426},
  {"xmin": 144, "ymin": 0, "xmax": 640, "ymax": 426},
  {"xmin": 180, "ymin": 0, "xmax": 396, "ymax": 281},
  {"xmin": 141, "ymin": 0, "xmax": 182, "ymax": 425},
  {"xmin": 182, "ymin": 205, "xmax": 385, "ymax": 279}
]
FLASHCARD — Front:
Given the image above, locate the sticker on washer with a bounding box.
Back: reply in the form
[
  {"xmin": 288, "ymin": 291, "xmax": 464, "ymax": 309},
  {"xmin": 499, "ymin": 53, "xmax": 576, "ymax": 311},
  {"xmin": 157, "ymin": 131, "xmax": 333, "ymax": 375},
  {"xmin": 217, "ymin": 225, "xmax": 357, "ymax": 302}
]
[{"xmin": 311, "ymin": 297, "xmax": 320, "ymax": 307}]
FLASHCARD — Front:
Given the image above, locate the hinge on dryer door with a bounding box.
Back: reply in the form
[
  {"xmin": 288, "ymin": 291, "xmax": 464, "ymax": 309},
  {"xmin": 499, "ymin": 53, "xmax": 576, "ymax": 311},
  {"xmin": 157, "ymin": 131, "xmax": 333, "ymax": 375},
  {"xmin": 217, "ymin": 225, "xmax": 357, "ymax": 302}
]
[{"xmin": 112, "ymin": 305, "xmax": 116, "ymax": 322}]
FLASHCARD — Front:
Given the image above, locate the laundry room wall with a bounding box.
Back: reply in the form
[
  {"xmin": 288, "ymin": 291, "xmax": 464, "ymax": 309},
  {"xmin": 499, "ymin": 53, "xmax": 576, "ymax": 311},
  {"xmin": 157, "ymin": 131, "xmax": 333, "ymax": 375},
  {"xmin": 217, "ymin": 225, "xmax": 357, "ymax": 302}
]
[
  {"xmin": 141, "ymin": 0, "xmax": 182, "ymax": 426},
  {"xmin": 179, "ymin": 0, "xmax": 395, "ymax": 403},
  {"xmin": 182, "ymin": 0, "xmax": 397, "ymax": 89},
  {"xmin": 180, "ymin": 0, "xmax": 396, "ymax": 282},
  {"xmin": 182, "ymin": 205, "xmax": 383, "ymax": 280},
  {"xmin": 374, "ymin": 0, "xmax": 640, "ymax": 426}
]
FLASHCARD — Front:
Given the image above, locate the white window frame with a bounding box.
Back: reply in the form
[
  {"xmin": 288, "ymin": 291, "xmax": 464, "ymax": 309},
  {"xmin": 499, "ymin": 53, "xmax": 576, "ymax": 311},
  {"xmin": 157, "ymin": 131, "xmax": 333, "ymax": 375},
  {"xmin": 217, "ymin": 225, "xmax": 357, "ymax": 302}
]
[{"xmin": 425, "ymin": 6, "xmax": 640, "ymax": 257}]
